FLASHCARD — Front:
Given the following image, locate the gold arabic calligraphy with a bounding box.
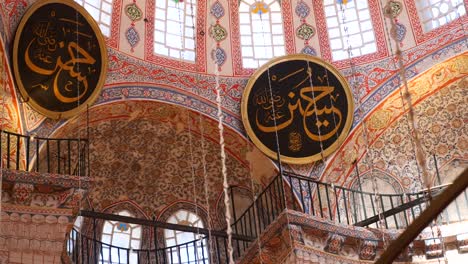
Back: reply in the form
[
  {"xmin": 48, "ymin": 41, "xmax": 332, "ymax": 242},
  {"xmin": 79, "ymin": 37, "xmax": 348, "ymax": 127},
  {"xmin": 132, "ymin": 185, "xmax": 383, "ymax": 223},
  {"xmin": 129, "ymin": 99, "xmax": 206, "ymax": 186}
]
[
  {"xmin": 24, "ymin": 16, "xmax": 96, "ymax": 104},
  {"xmin": 254, "ymin": 67, "xmax": 343, "ymax": 142}
]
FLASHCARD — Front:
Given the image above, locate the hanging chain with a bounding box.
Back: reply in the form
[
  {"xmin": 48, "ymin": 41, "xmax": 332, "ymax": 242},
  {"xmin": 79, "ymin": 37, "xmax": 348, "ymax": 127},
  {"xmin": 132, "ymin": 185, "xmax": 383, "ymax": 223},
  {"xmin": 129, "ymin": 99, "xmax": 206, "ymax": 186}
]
[
  {"xmin": 198, "ymin": 113, "xmax": 214, "ymax": 263},
  {"xmin": 338, "ymin": 1, "xmax": 388, "ymax": 246}
]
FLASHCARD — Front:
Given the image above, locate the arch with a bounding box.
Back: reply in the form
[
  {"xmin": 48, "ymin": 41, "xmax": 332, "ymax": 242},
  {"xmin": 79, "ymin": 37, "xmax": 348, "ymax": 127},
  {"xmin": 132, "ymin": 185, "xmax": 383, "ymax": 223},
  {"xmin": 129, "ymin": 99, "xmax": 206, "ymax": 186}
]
[
  {"xmin": 344, "ymin": 170, "xmax": 405, "ymax": 228},
  {"xmin": 215, "ymin": 185, "xmax": 253, "ymax": 229},
  {"xmin": 431, "ymin": 158, "xmax": 468, "ymax": 223},
  {"xmin": 100, "ymin": 210, "xmax": 142, "ymax": 263},
  {"xmin": 158, "ymin": 201, "xmax": 210, "ymax": 263}
]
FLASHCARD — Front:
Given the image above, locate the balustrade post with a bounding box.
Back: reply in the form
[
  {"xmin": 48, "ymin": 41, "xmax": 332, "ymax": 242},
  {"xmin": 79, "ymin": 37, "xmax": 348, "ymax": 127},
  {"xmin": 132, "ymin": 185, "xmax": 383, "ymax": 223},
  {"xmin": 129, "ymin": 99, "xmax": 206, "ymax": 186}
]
[
  {"xmin": 153, "ymin": 217, "xmax": 159, "ymax": 264},
  {"xmin": 93, "ymin": 212, "xmax": 98, "ymax": 264}
]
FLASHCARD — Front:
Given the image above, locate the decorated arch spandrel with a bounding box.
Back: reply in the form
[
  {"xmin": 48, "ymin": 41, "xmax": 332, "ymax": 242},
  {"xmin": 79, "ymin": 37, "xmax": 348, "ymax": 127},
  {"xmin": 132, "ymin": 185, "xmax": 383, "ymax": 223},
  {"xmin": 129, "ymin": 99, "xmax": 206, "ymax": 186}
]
[{"xmin": 319, "ymin": 52, "xmax": 467, "ymax": 192}]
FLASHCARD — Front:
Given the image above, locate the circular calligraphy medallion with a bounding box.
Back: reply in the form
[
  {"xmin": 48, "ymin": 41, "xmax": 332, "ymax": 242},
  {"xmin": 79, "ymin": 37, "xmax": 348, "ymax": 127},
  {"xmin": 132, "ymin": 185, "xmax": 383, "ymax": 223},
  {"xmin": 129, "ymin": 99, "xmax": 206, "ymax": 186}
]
[
  {"xmin": 12, "ymin": 0, "xmax": 107, "ymax": 119},
  {"xmin": 241, "ymin": 54, "xmax": 354, "ymax": 164}
]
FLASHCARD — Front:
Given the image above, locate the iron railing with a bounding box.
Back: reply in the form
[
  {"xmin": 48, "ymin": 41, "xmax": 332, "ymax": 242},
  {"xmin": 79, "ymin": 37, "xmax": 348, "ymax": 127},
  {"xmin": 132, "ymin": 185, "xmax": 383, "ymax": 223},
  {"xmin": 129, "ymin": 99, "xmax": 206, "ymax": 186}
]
[
  {"xmin": 230, "ymin": 170, "xmax": 467, "ymax": 243},
  {"xmin": 66, "ymin": 168, "xmax": 467, "ymax": 264},
  {"xmin": 67, "ymin": 211, "xmax": 254, "ymax": 264},
  {"xmin": 0, "ymin": 130, "xmax": 89, "ymax": 176}
]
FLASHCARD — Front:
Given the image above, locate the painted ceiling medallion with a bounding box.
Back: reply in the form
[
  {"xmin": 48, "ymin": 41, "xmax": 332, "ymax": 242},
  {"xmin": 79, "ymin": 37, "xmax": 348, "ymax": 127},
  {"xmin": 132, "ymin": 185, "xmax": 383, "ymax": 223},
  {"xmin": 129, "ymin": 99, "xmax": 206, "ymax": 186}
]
[
  {"xmin": 125, "ymin": 3, "xmax": 143, "ymax": 21},
  {"xmin": 295, "ymin": 1, "xmax": 310, "ymax": 18},
  {"xmin": 12, "ymin": 0, "xmax": 107, "ymax": 119},
  {"xmin": 296, "ymin": 23, "xmax": 315, "ymax": 40},
  {"xmin": 210, "ymin": 24, "xmax": 227, "ymax": 42},
  {"xmin": 384, "ymin": 1, "xmax": 403, "ymax": 18},
  {"xmin": 210, "ymin": 1, "xmax": 225, "ymax": 19},
  {"xmin": 241, "ymin": 55, "xmax": 354, "ymax": 164}
]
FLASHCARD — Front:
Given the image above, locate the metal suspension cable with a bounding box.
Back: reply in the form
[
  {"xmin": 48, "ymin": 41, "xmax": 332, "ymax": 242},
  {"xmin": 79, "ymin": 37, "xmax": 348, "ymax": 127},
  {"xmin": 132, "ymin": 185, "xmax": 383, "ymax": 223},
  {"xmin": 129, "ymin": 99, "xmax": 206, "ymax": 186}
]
[{"xmin": 198, "ymin": 112, "xmax": 214, "ymax": 263}]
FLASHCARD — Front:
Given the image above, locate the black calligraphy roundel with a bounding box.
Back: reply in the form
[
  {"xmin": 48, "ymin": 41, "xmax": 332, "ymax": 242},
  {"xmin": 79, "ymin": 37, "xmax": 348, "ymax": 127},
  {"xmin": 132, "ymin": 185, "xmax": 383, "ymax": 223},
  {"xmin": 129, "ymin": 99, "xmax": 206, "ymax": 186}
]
[
  {"xmin": 13, "ymin": 0, "xmax": 107, "ymax": 119},
  {"xmin": 241, "ymin": 54, "xmax": 354, "ymax": 164}
]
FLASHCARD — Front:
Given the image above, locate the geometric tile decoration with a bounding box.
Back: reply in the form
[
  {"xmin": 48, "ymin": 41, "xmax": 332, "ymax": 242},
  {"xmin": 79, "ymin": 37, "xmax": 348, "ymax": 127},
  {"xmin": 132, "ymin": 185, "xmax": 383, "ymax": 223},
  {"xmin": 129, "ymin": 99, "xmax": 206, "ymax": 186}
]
[
  {"xmin": 210, "ymin": 1, "xmax": 225, "ymax": 19},
  {"xmin": 301, "ymin": 45, "xmax": 317, "ymax": 56},
  {"xmin": 211, "ymin": 47, "xmax": 227, "ymax": 66},
  {"xmin": 124, "ymin": 1, "xmax": 142, "ymax": 52},
  {"xmin": 210, "ymin": 1, "xmax": 227, "ymax": 70},
  {"xmin": 126, "ymin": 26, "xmax": 140, "ymax": 50},
  {"xmin": 391, "ymin": 22, "xmax": 407, "ymax": 42},
  {"xmin": 295, "ymin": 0, "xmax": 310, "ymax": 18}
]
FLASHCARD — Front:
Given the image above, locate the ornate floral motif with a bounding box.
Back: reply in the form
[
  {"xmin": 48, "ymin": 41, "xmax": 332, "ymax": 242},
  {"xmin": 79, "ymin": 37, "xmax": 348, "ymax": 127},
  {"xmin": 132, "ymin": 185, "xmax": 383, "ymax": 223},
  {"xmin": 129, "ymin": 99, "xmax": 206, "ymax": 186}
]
[
  {"xmin": 368, "ymin": 109, "xmax": 392, "ymax": 130},
  {"xmin": 210, "ymin": 1, "xmax": 225, "ymax": 19},
  {"xmin": 51, "ymin": 101, "xmax": 260, "ymax": 217},
  {"xmin": 211, "ymin": 47, "xmax": 226, "ymax": 66},
  {"xmin": 125, "ymin": 3, "xmax": 143, "ymax": 21},
  {"xmin": 391, "ymin": 22, "xmax": 407, "ymax": 42},
  {"xmin": 384, "ymin": 1, "xmax": 403, "ymax": 18},
  {"xmin": 12, "ymin": 183, "xmax": 34, "ymax": 205},
  {"xmin": 301, "ymin": 45, "xmax": 317, "ymax": 56},
  {"xmin": 296, "ymin": 23, "xmax": 315, "ymax": 40},
  {"xmin": 295, "ymin": 1, "xmax": 310, "ymax": 18},
  {"xmin": 126, "ymin": 27, "xmax": 140, "ymax": 48},
  {"xmin": 210, "ymin": 24, "xmax": 227, "ymax": 42},
  {"xmin": 359, "ymin": 240, "xmax": 378, "ymax": 260},
  {"xmin": 324, "ymin": 233, "xmax": 345, "ymax": 254}
]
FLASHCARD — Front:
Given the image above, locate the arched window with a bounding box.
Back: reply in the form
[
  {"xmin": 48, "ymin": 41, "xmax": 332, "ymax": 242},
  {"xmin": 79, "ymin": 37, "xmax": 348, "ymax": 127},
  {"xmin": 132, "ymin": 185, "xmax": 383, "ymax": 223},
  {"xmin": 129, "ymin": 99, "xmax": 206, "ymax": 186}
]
[
  {"xmin": 100, "ymin": 210, "xmax": 142, "ymax": 264},
  {"xmin": 323, "ymin": 0, "xmax": 376, "ymax": 61},
  {"xmin": 239, "ymin": 0, "xmax": 285, "ymax": 68},
  {"xmin": 348, "ymin": 172, "xmax": 403, "ymax": 229},
  {"xmin": 153, "ymin": 0, "xmax": 197, "ymax": 61},
  {"xmin": 74, "ymin": 0, "xmax": 113, "ymax": 37},
  {"xmin": 416, "ymin": 0, "xmax": 466, "ymax": 32},
  {"xmin": 164, "ymin": 209, "xmax": 209, "ymax": 263}
]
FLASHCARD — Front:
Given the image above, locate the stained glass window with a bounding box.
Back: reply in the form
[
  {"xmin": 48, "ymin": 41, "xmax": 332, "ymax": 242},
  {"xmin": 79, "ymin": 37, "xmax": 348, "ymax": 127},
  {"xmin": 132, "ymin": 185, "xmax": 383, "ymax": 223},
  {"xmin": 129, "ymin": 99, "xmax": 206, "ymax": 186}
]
[
  {"xmin": 100, "ymin": 211, "xmax": 142, "ymax": 264},
  {"xmin": 416, "ymin": 0, "xmax": 466, "ymax": 32},
  {"xmin": 74, "ymin": 0, "xmax": 113, "ymax": 37},
  {"xmin": 154, "ymin": 0, "xmax": 197, "ymax": 61},
  {"xmin": 239, "ymin": 0, "xmax": 285, "ymax": 69},
  {"xmin": 324, "ymin": 0, "xmax": 377, "ymax": 61},
  {"xmin": 164, "ymin": 210, "xmax": 209, "ymax": 263}
]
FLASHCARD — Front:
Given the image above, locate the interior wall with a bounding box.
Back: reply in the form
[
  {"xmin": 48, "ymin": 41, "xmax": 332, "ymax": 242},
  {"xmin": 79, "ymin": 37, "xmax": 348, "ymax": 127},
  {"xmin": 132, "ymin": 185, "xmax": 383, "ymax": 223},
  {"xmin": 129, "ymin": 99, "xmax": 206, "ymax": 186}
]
[
  {"xmin": 322, "ymin": 53, "xmax": 467, "ymax": 193},
  {"xmin": 47, "ymin": 100, "xmax": 276, "ymax": 224}
]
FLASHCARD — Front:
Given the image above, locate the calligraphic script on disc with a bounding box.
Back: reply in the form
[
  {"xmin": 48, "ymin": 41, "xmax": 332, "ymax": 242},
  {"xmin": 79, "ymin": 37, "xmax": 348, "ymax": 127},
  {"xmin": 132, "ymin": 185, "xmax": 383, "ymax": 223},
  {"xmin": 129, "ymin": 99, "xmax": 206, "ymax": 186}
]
[
  {"xmin": 241, "ymin": 54, "xmax": 354, "ymax": 164},
  {"xmin": 13, "ymin": 0, "xmax": 107, "ymax": 119}
]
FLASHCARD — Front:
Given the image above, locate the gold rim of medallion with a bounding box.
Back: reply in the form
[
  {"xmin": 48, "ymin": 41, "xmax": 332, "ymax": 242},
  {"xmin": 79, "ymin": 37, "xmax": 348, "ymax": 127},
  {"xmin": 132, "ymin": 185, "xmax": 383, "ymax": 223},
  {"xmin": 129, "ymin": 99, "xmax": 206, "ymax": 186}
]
[
  {"xmin": 12, "ymin": 0, "xmax": 108, "ymax": 119},
  {"xmin": 241, "ymin": 54, "xmax": 354, "ymax": 164}
]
